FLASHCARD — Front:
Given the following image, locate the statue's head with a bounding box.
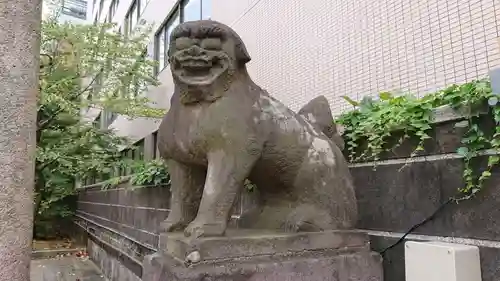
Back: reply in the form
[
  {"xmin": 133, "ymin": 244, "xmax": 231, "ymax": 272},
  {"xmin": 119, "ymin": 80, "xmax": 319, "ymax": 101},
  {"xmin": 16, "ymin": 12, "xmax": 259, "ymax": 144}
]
[{"xmin": 168, "ymin": 20, "xmax": 251, "ymax": 103}]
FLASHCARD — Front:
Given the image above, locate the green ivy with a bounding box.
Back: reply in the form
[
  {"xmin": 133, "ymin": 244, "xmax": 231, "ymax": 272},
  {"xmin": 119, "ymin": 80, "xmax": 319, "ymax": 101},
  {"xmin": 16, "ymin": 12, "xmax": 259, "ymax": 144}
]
[
  {"xmin": 337, "ymin": 79, "xmax": 500, "ymax": 200},
  {"xmin": 103, "ymin": 160, "xmax": 260, "ymax": 192},
  {"xmin": 129, "ymin": 159, "xmax": 171, "ymax": 187},
  {"xmin": 102, "ymin": 159, "xmax": 170, "ymax": 189}
]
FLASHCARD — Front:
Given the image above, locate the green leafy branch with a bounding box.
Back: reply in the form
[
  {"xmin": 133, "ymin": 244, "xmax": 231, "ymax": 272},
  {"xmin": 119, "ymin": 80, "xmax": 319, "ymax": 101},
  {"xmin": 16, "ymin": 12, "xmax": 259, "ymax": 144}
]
[
  {"xmin": 101, "ymin": 159, "xmax": 171, "ymax": 189},
  {"xmin": 337, "ymin": 79, "xmax": 500, "ymax": 200},
  {"xmin": 129, "ymin": 159, "xmax": 170, "ymax": 187}
]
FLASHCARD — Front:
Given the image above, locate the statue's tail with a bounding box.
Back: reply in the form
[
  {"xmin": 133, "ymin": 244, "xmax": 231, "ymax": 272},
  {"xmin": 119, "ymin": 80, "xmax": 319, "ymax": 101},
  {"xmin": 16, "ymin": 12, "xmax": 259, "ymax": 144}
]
[{"xmin": 298, "ymin": 96, "xmax": 345, "ymax": 151}]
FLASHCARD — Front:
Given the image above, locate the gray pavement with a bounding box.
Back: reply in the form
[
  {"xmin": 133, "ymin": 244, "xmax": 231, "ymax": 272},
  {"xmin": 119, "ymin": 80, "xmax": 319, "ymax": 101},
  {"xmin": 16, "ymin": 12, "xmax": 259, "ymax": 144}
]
[{"xmin": 31, "ymin": 256, "xmax": 107, "ymax": 281}]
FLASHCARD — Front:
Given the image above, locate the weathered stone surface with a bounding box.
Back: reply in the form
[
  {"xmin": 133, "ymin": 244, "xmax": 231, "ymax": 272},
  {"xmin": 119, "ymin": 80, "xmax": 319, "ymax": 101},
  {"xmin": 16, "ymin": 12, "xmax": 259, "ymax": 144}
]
[
  {"xmin": 88, "ymin": 239, "xmax": 142, "ymax": 281},
  {"xmin": 143, "ymin": 251, "xmax": 382, "ymax": 281},
  {"xmin": 0, "ymin": 0, "xmax": 41, "ymax": 281},
  {"xmin": 31, "ymin": 256, "xmax": 106, "ymax": 281},
  {"xmin": 159, "ymin": 230, "xmax": 368, "ymax": 264},
  {"xmin": 144, "ymin": 231, "xmax": 382, "ymax": 281},
  {"xmin": 353, "ymin": 155, "xmax": 500, "ymax": 241},
  {"xmin": 78, "ymin": 182, "xmax": 171, "ymax": 209},
  {"xmin": 157, "ymin": 19, "xmax": 357, "ymax": 238}
]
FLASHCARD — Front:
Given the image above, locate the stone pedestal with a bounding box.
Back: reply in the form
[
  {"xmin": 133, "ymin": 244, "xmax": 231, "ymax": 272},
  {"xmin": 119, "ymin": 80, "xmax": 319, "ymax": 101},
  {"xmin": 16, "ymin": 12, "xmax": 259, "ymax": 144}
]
[{"xmin": 142, "ymin": 230, "xmax": 383, "ymax": 281}]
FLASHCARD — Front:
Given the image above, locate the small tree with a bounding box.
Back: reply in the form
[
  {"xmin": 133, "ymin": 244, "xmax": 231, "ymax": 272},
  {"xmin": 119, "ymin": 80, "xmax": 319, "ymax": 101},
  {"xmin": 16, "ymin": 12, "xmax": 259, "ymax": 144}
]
[{"xmin": 36, "ymin": 18, "xmax": 165, "ymax": 238}]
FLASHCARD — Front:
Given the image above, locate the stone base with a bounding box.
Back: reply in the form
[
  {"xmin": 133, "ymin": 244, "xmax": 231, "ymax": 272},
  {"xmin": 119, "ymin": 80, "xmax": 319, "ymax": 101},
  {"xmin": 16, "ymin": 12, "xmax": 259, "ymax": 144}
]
[{"xmin": 142, "ymin": 230, "xmax": 383, "ymax": 281}]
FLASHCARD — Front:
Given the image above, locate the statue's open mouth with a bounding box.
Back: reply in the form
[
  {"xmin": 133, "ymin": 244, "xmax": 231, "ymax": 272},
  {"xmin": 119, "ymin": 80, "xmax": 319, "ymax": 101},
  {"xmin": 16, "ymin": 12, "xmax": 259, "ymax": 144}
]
[{"xmin": 174, "ymin": 56, "xmax": 227, "ymax": 86}]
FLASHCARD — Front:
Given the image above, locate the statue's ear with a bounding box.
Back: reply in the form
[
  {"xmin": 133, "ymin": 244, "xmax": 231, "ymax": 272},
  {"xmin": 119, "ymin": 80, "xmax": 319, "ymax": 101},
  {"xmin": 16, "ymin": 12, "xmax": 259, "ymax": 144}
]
[{"xmin": 235, "ymin": 41, "xmax": 251, "ymax": 64}]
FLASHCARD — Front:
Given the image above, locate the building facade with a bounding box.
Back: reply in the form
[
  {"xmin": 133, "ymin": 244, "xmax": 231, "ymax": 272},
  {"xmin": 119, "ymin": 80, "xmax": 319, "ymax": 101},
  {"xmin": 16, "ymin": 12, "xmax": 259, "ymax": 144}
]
[
  {"xmin": 50, "ymin": 0, "xmax": 91, "ymax": 24},
  {"xmin": 89, "ymin": 0, "xmax": 500, "ymax": 160}
]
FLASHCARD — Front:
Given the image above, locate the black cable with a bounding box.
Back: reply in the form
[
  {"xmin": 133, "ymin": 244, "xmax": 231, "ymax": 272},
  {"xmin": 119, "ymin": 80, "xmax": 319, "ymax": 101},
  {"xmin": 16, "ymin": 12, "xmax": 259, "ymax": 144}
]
[{"xmin": 378, "ymin": 197, "xmax": 454, "ymax": 256}]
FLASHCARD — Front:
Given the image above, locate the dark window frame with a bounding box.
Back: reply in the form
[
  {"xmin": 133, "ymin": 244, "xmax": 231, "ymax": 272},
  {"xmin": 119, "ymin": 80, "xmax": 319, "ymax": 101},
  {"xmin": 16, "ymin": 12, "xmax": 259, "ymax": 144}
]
[
  {"xmin": 105, "ymin": 0, "xmax": 120, "ymax": 23},
  {"xmin": 134, "ymin": 139, "xmax": 145, "ymax": 160},
  {"xmin": 124, "ymin": 0, "xmax": 141, "ymax": 36},
  {"xmin": 152, "ymin": 131, "xmax": 159, "ymax": 159},
  {"xmin": 97, "ymin": 0, "xmax": 104, "ymax": 19},
  {"xmin": 119, "ymin": 149, "xmax": 129, "ymax": 176}
]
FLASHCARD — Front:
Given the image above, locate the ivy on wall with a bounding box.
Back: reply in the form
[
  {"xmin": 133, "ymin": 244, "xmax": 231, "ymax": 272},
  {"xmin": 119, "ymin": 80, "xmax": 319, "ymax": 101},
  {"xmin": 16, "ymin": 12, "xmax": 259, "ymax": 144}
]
[
  {"xmin": 129, "ymin": 159, "xmax": 171, "ymax": 186},
  {"xmin": 101, "ymin": 159, "xmax": 170, "ymax": 189},
  {"xmin": 336, "ymin": 79, "xmax": 500, "ymax": 201},
  {"xmin": 103, "ymin": 160, "xmax": 258, "ymax": 191},
  {"xmin": 101, "ymin": 79, "xmax": 500, "ymax": 201}
]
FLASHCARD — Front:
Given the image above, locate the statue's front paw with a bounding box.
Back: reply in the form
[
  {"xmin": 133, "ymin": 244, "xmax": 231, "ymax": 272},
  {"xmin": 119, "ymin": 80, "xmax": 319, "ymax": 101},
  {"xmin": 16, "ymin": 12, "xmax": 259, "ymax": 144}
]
[
  {"xmin": 184, "ymin": 220, "xmax": 226, "ymax": 238},
  {"xmin": 159, "ymin": 217, "xmax": 189, "ymax": 233}
]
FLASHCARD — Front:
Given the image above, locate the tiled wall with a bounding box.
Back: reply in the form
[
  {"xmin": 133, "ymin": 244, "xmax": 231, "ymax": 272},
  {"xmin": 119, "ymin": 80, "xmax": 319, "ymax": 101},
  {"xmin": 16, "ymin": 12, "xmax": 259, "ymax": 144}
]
[
  {"xmin": 95, "ymin": 0, "xmax": 500, "ymax": 145},
  {"xmin": 212, "ymin": 0, "xmax": 500, "ymax": 114}
]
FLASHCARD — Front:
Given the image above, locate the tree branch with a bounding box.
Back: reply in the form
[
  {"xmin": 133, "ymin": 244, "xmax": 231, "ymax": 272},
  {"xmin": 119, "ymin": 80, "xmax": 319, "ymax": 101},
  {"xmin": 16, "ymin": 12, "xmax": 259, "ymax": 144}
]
[
  {"xmin": 37, "ymin": 68, "xmax": 104, "ymax": 132},
  {"xmin": 39, "ymin": 53, "xmax": 54, "ymax": 71}
]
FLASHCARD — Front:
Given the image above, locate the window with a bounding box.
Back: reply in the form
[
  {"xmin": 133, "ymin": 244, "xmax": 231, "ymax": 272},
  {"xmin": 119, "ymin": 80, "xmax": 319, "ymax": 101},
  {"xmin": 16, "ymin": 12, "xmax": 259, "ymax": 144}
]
[
  {"xmin": 201, "ymin": 0, "xmax": 211, "ymax": 19},
  {"xmin": 61, "ymin": 0, "xmax": 87, "ymax": 20},
  {"xmin": 106, "ymin": 0, "xmax": 119, "ymax": 23},
  {"xmin": 97, "ymin": 0, "xmax": 104, "ymax": 19},
  {"xmin": 154, "ymin": 0, "xmax": 210, "ymax": 74},
  {"xmin": 155, "ymin": 9, "xmax": 179, "ymax": 73},
  {"xmin": 134, "ymin": 139, "xmax": 145, "ymax": 160},
  {"xmin": 183, "ymin": 0, "xmax": 201, "ymax": 22},
  {"xmin": 125, "ymin": 0, "xmax": 141, "ymax": 36},
  {"xmin": 102, "ymin": 110, "xmax": 117, "ymax": 127},
  {"xmin": 85, "ymin": 175, "xmax": 97, "ymax": 186},
  {"xmin": 119, "ymin": 149, "xmax": 129, "ymax": 176},
  {"xmin": 110, "ymin": 112, "xmax": 118, "ymax": 124},
  {"xmin": 118, "ymin": 139, "xmax": 146, "ymax": 176},
  {"xmin": 111, "ymin": 0, "xmax": 119, "ymax": 18},
  {"xmin": 140, "ymin": 0, "xmax": 148, "ymax": 15}
]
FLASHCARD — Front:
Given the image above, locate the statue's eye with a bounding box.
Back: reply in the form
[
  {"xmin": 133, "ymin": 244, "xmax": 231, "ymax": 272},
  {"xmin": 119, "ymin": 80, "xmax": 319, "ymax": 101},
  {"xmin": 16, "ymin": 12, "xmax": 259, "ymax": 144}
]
[
  {"xmin": 175, "ymin": 37, "xmax": 193, "ymax": 50},
  {"xmin": 201, "ymin": 38, "xmax": 222, "ymax": 50}
]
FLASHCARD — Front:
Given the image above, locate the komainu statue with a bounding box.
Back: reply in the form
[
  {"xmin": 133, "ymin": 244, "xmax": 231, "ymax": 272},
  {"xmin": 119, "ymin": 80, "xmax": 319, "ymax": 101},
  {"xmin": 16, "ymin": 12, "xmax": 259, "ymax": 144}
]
[{"xmin": 157, "ymin": 20, "xmax": 357, "ymax": 239}]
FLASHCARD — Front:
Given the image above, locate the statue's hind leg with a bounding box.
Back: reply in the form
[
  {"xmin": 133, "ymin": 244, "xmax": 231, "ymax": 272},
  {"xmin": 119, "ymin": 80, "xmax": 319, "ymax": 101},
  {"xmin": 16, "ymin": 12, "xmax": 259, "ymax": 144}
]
[
  {"xmin": 283, "ymin": 203, "xmax": 334, "ymax": 232},
  {"xmin": 282, "ymin": 152, "xmax": 358, "ymax": 232}
]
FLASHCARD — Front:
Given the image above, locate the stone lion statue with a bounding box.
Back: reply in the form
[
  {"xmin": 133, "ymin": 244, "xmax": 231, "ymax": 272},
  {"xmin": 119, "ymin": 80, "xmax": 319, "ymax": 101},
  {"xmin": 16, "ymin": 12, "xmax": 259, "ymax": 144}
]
[{"xmin": 157, "ymin": 20, "xmax": 357, "ymax": 238}]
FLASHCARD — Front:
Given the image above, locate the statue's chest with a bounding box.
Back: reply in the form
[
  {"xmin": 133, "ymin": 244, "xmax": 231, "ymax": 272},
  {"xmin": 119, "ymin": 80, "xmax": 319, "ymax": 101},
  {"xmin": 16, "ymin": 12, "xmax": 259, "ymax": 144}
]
[{"xmin": 160, "ymin": 104, "xmax": 237, "ymax": 164}]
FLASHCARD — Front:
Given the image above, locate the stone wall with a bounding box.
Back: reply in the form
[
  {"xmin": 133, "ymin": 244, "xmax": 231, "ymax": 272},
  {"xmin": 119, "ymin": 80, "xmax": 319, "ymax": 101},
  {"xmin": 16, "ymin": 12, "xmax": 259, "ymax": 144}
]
[
  {"xmin": 352, "ymin": 143, "xmax": 500, "ymax": 280},
  {"xmin": 75, "ymin": 181, "xmax": 254, "ymax": 281},
  {"xmin": 75, "ymin": 183, "xmax": 167, "ymax": 281},
  {"xmin": 76, "ymin": 109, "xmax": 500, "ymax": 281}
]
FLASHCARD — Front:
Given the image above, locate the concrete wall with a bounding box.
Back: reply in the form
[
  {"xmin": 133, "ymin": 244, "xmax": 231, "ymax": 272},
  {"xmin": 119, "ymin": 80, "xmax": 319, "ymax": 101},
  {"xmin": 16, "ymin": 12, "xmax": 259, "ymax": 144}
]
[
  {"xmin": 86, "ymin": 0, "xmax": 500, "ymax": 145},
  {"xmin": 351, "ymin": 121, "xmax": 500, "ymax": 281},
  {"xmin": 75, "ymin": 181, "xmax": 250, "ymax": 281},
  {"xmin": 75, "ymin": 109, "xmax": 500, "ymax": 281}
]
